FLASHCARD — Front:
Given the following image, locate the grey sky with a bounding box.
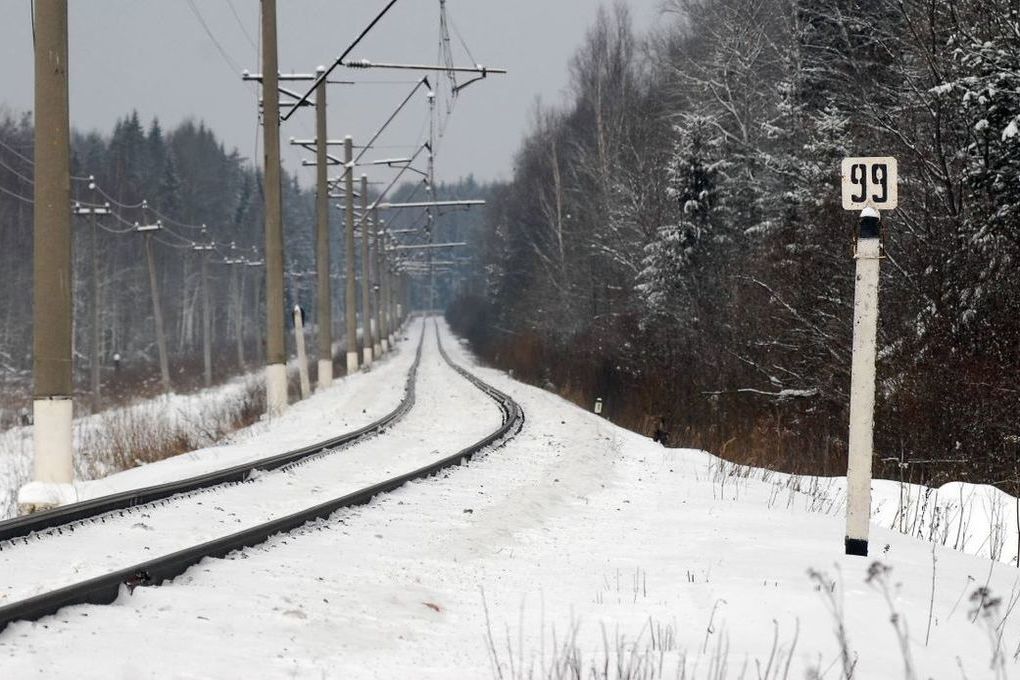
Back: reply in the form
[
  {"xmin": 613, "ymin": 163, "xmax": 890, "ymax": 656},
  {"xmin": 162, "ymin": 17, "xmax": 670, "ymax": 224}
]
[{"xmin": 1, "ymin": 1, "xmax": 664, "ymax": 188}]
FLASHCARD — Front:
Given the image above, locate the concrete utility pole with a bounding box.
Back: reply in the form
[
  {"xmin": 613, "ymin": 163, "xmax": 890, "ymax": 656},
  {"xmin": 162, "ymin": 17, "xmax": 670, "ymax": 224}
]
[
  {"xmin": 196, "ymin": 240, "xmax": 214, "ymax": 388},
  {"xmin": 343, "ymin": 137, "xmax": 359, "ymax": 374},
  {"xmin": 249, "ymin": 256, "xmax": 264, "ymax": 365},
  {"xmin": 73, "ymin": 195, "xmax": 110, "ymax": 409},
  {"xmin": 360, "ymin": 175, "xmax": 374, "ymax": 366},
  {"xmin": 426, "ymin": 91, "xmax": 437, "ymax": 314},
  {"xmin": 293, "ymin": 305, "xmax": 311, "ymax": 399},
  {"xmin": 31, "ymin": 0, "xmax": 73, "ymax": 489},
  {"xmin": 370, "ymin": 213, "xmax": 383, "ymax": 357},
  {"xmin": 139, "ymin": 221, "xmax": 171, "ymax": 394},
  {"xmin": 845, "ymin": 207, "xmax": 882, "ymax": 557},
  {"xmin": 262, "ymin": 0, "xmax": 288, "ymax": 416},
  {"xmin": 374, "ymin": 207, "xmax": 389, "ymax": 353},
  {"xmin": 313, "ymin": 67, "xmax": 333, "ymax": 390},
  {"xmin": 232, "ymin": 261, "xmax": 245, "ymax": 369}
]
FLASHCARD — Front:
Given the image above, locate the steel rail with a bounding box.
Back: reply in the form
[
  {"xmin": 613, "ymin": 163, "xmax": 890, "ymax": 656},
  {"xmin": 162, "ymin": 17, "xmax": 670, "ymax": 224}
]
[
  {"xmin": 0, "ymin": 320, "xmax": 523, "ymax": 633},
  {"xmin": 0, "ymin": 323, "xmax": 424, "ymax": 545}
]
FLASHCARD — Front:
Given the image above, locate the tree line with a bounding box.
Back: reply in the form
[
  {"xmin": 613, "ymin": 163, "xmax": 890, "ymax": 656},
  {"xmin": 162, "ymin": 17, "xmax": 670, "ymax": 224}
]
[
  {"xmin": 0, "ymin": 107, "xmax": 491, "ymax": 426},
  {"xmin": 0, "ymin": 110, "xmax": 319, "ymax": 422},
  {"xmin": 449, "ymin": 0, "xmax": 1020, "ymax": 490}
]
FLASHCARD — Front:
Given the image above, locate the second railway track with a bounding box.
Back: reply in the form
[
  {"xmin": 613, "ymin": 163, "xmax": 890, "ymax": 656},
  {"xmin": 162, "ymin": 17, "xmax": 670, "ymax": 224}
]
[
  {"xmin": 0, "ymin": 320, "xmax": 524, "ymax": 633},
  {"xmin": 0, "ymin": 322, "xmax": 424, "ymax": 545}
]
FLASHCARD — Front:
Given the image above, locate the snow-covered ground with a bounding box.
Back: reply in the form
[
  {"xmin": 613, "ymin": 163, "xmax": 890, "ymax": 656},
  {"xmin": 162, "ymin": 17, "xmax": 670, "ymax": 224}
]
[
  {"xmin": 1, "ymin": 320, "xmax": 1018, "ymax": 678},
  {"xmin": 0, "ymin": 328, "xmax": 409, "ymax": 520}
]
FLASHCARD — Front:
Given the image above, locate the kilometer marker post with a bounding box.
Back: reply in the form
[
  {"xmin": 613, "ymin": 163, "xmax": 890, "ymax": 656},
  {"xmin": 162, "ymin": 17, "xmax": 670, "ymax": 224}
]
[
  {"xmin": 839, "ymin": 156, "xmax": 897, "ymax": 557},
  {"xmin": 845, "ymin": 207, "xmax": 881, "ymax": 556}
]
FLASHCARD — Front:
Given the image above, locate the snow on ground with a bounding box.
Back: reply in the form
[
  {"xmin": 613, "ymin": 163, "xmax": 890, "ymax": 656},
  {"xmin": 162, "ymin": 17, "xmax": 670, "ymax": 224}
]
[
  {"xmin": 1, "ymin": 320, "xmax": 1019, "ymax": 678},
  {"xmin": 0, "ymin": 322, "xmax": 474, "ymax": 605},
  {"xmin": 0, "ymin": 326, "xmax": 411, "ymax": 520}
]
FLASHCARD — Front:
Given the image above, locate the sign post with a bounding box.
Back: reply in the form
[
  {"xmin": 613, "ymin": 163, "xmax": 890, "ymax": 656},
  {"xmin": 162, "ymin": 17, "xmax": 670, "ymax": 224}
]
[{"xmin": 840, "ymin": 157, "xmax": 897, "ymax": 556}]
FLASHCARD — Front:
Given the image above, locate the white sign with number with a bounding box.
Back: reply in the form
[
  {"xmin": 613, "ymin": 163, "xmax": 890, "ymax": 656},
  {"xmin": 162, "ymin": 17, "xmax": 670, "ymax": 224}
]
[{"xmin": 841, "ymin": 157, "xmax": 898, "ymax": 211}]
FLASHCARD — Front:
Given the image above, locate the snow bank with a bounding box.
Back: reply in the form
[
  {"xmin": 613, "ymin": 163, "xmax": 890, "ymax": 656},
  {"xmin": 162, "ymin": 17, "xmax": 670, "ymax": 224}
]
[{"xmin": 0, "ymin": 321, "xmax": 1017, "ymax": 678}]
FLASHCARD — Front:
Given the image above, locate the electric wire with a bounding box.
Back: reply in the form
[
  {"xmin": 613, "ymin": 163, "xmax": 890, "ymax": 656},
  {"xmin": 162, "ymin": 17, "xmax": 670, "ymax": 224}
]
[
  {"xmin": 0, "ymin": 184, "xmax": 33, "ymax": 204},
  {"xmin": 91, "ymin": 183, "xmax": 146, "ymax": 210},
  {"xmin": 0, "ymin": 137, "xmax": 92, "ymax": 181},
  {"xmin": 0, "ymin": 156, "xmax": 35, "ymax": 185},
  {"xmin": 148, "ymin": 205, "xmax": 206, "ymax": 231},
  {"xmin": 225, "ymin": 0, "xmax": 257, "ymax": 51},
  {"xmin": 281, "ymin": 0, "xmax": 403, "ymax": 120},
  {"xmin": 185, "ymin": 0, "xmax": 244, "ymax": 76}
]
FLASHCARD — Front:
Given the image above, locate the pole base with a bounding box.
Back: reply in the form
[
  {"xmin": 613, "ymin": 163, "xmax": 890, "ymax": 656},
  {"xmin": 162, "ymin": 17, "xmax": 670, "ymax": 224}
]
[
  {"xmin": 844, "ymin": 537, "xmax": 869, "ymax": 556},
  {"xmin": 346, "ymin": 351, "xmax": 359, "ymax": 374},
  {"xmin": 362, "ymin": 347, "xmax": 373, "ymax": 367},
  {"xmin": 374, "ymin": 343, "xmax": 382, "ymax": 357},
  {"xmin": 317, "ymin": 359, "xmax": 333, "ymax": 390},
  {"xmin": 17, "ymin": 480, "xmax": 77, "ymax": 515},
  {"xmin": 31, "ymin": 397, "xmax": 74, "ymax": 485},
  {"xmin": 381, "ymin": 338, "xmax": 389, "ymax": 354},
  {"xmin": 266, "ymin": 363, "xmax": 288, "ymax": 417}
]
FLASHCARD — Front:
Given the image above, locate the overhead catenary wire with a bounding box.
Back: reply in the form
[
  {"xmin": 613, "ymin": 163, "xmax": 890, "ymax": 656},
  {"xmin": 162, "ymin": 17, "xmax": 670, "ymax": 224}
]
[
  {"xmin": 281, "ymin": 0, "xmax": 403, "ymax": 120},
  {"xmin": 185, "ymin": 0, "xmax": 244, "ymax": 76},
  {"xmin": 225, "ymin": 0, "xmax": 257, "ymax": 52}
]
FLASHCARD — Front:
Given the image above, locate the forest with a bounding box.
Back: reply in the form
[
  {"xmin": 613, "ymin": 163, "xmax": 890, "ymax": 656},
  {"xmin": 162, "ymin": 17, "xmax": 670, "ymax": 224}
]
[
  {"xmin": 0, "ymin": 110, "xmax": 309, "ymax": 423},
  {"xmin": 0, "ymin": 107, "xmax": 487, "ymax": 426},
  {"xmin": 448, "ymin": 0, "xmax": 1020, "ymax": 491}
]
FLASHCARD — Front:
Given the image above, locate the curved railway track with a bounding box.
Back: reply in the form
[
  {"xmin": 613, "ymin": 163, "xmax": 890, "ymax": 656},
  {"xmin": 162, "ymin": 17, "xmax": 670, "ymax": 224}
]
[
  {"xmin": 0, "ymin": 321, "xmax": 524, "ymax": 632},
  {"xmin": 0, "ymin": 323, "xmax": 424, "ymax": 545}
]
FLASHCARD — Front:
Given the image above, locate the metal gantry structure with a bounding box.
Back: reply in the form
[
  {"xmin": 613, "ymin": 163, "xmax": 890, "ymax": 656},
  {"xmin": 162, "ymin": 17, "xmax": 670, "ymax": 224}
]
[{"xmin": 24, "ymin": 0, "xmax": 504, "ymax": 506}]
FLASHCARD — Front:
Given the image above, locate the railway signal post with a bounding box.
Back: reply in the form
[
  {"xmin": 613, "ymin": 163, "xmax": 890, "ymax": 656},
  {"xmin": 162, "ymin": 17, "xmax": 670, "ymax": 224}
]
[{"xmin": 840, "ymin": 156, "xmax": 897, "ymax": 557}]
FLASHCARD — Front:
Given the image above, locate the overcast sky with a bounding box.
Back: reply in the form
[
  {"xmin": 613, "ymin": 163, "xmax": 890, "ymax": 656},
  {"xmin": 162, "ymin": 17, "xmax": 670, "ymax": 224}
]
[{"xmin": 1, "ymin": 1, "xmax": 665, "ymax": 188}]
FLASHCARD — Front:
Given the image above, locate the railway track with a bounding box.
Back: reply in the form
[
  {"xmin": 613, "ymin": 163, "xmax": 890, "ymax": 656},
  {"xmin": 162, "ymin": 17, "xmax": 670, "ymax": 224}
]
[
  {"xmin": 0, "ymin": 321, "xmax": 524, "ymax": 633},
  {"xmin": 0, "ymin": 322, "xmax": 423, "ymax": 545}
]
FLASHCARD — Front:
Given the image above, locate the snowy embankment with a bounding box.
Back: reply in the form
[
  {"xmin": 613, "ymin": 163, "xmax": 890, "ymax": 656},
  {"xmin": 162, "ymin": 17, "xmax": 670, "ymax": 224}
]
[
  {"xmin": 0, "ymin": 375, "xmax": 255, "ymax": 520},
  {"xmin": 0, "ymin": 329, "xmax": 411, "ymax": 520},
  {"xmin": 1, "ymin": 321, "xmax": 1018, "ymax": 678}
]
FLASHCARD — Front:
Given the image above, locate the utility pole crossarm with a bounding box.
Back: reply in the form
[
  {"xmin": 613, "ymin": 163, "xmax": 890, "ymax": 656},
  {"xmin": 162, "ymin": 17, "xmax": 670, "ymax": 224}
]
[
  {"xmin": 345, "ymin": 60, "xmax": 507, "ymax": 75},
  {"xmin": 242, "ymin": 71, "xmax": 355, "ymax": 84},
  {"xmin": 391, "ymin": 242, "xmax": 467, "ymax": 251},
  {"xmin": 378, "ymin": 200, "xmax": 484, "ymax": 210},
  {"xmin": 72, "ymin": 203, "xmax": 111, "ymax": 215}
]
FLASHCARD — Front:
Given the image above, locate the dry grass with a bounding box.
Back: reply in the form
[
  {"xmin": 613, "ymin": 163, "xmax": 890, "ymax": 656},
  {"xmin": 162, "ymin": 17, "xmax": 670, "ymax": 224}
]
[
  {"xmin": 74, "ymin": 377, "xmax": 264, "ymax": 479},
  {"xmin": 0, "ymin": 376, "xmax": 266, "ymax": 518}
]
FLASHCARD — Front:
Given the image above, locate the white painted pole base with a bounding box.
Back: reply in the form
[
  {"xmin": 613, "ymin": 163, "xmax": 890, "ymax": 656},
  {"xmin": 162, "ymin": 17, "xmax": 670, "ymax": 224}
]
[
  {"xmin": 374, "ymin": 342, "xmax": 382, "ymax": 357},
  {"xmin": 19, "ymin": 397, "xmax": 75, "ymax": 513},
  {"xmin": 346, "ymin": 351, "xmax": 359, "ymax": 374},
  {"xmin": 317, "ymin": 359, "xmax": 333, "ymax": 390},
  {"xmin": 845, "ymin": 231, "xmax": 881, "ymax": 557},
  {"xmin": 32, "ymin": 397, "xmax": 73, "ymax": 483},
  {"xmin": 362, "ymin": 347, "xmax": 373, "ymax": 367},
  {"xmin": 381, "ymin": 338, "xmax": 389, "ymax": 353},
  {"xmin": 266, "ymin": 363, "xmax": 288, "ymax": 417}
]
